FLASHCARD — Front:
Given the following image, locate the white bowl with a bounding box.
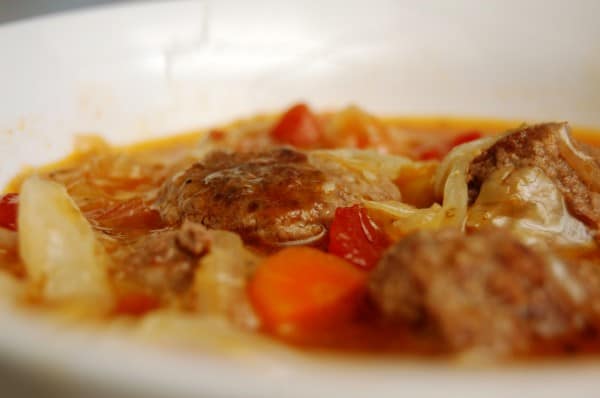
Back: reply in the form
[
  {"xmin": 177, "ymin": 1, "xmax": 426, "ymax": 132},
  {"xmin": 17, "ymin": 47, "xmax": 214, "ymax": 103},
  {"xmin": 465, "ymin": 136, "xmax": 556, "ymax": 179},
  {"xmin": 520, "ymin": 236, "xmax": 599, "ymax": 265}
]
[{"xmin": 1, "ymin": 1, "xmax": 600, "ymax": 397}]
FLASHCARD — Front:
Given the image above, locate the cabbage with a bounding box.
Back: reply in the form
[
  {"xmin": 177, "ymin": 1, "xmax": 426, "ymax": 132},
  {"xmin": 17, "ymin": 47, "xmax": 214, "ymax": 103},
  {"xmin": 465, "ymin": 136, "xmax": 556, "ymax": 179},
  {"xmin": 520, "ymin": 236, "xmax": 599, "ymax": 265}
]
[
  {"xmin": 18, "ymin": 176, "xmax": 111, "ymax": 304},
  {"xmin": 364, "ymin": 200, "xmax": 444, "ymax": 238},
  {"xmin": 129, "ymin": 311, "xmax": 283, "ymax": 355},
  {"xmin": 364, "ymin": 137, "xmax": 497, "ymax": 236},
  {"xmin": 466, "ymin": 167, "xmax": 593, "ymax": 246},
  {"xmin": 309, "ymin": 149, "xmax": 419, "ymax": 181},
  {"xmin": 434, "ymin": 136, "xmax": 498, "ymax": 228},
  {"xmin": 193, "ymin": 230, "xmax": 261, "ymax": 330},
  {"xmin": 322, "ymin": 106, "xmax": 391, "ymax": 150}
]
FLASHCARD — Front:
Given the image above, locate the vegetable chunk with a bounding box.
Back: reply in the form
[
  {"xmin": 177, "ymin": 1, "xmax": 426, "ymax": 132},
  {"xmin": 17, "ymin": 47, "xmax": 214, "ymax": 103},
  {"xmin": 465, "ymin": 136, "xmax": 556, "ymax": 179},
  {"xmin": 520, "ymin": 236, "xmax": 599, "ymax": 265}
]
[
  {"xmin": 18, "ymin": 176, "xmax": 111, "ymax": 304},
  {"xmin": 248, "ymin": 247, "xmax": 366, "ymax": 335}
]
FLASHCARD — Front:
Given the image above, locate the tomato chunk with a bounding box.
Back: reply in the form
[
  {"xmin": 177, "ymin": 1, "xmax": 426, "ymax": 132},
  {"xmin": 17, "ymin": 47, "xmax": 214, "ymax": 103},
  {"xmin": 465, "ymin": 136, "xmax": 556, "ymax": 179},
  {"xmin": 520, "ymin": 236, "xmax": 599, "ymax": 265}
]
[
  {"xmin": 270, "ymin": 103, "xmax": 323, "ymax": 148},
  {"xmin": 248, "ymin": 247, "xmax": 366, "ymax": 335},
  {"xmin": 416, "ymin": 130, "xmax": 483, "ymax": 161},
  {"xmin": 417, "ymin": 148, "xmax": 444, "ymax": 161},
  {"xmin": 451, "ymin": 130, "xmax": 482, "ymax": 146},
  {"xmin": 328, "ymin": 205, "xmax": 389, "ymax": 270},
  {"xmin": 0, "ymin": 193, "xmax": 19, "ymax": 231},
  {"xmin": 114, "ymin": 292, "xmax": 160, "ymax": 316}
]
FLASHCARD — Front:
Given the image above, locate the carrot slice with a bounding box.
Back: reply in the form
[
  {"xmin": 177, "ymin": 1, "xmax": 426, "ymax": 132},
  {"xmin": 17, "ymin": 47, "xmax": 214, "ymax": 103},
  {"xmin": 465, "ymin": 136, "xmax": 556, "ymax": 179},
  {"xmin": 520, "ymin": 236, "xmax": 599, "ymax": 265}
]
[{"xmin": 248, "ymin": 247, "xmax": 366, "ymax": 336}]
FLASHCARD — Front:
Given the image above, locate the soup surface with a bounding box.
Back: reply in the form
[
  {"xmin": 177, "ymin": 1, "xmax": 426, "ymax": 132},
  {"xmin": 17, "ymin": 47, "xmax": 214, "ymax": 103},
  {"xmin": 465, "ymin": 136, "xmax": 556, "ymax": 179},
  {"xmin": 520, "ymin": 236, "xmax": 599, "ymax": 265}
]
[{"xmin": 3, "ymin": 104, "xmax": 600, "ymax": 360}]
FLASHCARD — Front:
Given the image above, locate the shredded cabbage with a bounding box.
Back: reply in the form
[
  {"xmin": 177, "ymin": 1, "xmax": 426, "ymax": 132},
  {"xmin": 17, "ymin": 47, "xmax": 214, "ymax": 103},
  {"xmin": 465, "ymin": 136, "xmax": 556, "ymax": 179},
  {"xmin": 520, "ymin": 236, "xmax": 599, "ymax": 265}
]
[
  {"xmin": 434, "ymin": 136, "xmax": 498, "ymax": 228},
  {"xmin": 322, "ymin": 105, "xmax": 391, "ymax": 149},
  {"xmin": 364, "ymin": 200, "xmax": 444, "ymax": 238},
  {"xmin": 309, "ymin": 149, "xmax": 420, "ymax": 181},
  {"xmin": 364, "ymin": 137, "xmax": 497, "ymax": 235},
  {"xmin": 466, "ymin": 167, "xmax": 594, "ymax": 246}
]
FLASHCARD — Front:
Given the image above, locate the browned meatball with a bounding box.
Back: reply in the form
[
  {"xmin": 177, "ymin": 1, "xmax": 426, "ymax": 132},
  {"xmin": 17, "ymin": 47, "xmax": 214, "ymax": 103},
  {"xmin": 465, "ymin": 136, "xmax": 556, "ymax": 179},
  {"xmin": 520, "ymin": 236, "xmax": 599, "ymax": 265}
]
[
  {"xmin": 112, "ymin": 221, "xmax": 211, "ymax": 297},
  {"xmin": 368, "ymin": 228, "xmax": 586, "ymax": 355},
  {"xmin": 468, "ymin": 123, "xmax": 600, "ymax": 229},
  {"xmin": 157, "ymin": 148, "xmax": 400, "ymax": 246}
]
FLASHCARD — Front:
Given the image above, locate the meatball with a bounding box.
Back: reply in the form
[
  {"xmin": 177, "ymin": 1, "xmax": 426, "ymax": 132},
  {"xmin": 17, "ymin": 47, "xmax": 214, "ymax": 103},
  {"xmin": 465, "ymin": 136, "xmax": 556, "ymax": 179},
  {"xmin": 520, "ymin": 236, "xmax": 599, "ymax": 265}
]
[
  {"xmin": 368, "ymin": 228, "xmax": 584, "ymax": 355},
  {"xmin": 113, "ymin": 220, "xmax": 211, "ymax": 296},
  {"xmin": 468, "ymin": 122, "xmax": 600, "ymax": 229},
  {"xmin": 157, "ymin": 148, "xmax": 400, "ymax": 246}
]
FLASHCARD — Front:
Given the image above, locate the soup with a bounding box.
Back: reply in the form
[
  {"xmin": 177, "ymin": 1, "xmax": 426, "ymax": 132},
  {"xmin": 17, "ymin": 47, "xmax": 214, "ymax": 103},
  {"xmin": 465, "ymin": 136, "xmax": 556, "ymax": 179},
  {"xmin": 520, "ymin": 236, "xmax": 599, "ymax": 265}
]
[{"xmin": 2, "ymin": 104, "xmax": 600, "ymax": 360}]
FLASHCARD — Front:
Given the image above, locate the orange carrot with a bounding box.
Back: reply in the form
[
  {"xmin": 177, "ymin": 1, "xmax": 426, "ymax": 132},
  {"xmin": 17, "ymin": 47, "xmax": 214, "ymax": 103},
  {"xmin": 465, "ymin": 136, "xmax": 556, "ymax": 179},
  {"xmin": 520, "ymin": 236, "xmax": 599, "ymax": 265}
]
[{"xmin": 248, "ymin": 247, "xmax": 366, "ymax": 336}]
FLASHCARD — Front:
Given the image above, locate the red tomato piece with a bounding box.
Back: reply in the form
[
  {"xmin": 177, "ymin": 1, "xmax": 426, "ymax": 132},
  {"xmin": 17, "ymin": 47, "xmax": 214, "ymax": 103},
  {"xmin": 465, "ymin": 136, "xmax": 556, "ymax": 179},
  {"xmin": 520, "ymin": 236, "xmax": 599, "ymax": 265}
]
[
  {"xmin": 0, "ymin": 193, "xmax": 19, "ymax": 231},
  {"xmin": 417, "ymin": 148, "xmax": 444, "ymax": 161},
  {"xmin": 114, "ymin": 292, "xmax": 160, "ymax": 316},
  {"xmin": 208, "ymin": 129, "xmax": 226, "ymax": 141},
  {"xmin": 451, "ymin": 130, "xmax": 482, "ymax": 147},
  {"xmin": 270, "ymin": 103, "xmax": 323, "ymax": 148},
  {"xmin": 328, "ymin": 205, "xmax": 389, "ymax": 270}
]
